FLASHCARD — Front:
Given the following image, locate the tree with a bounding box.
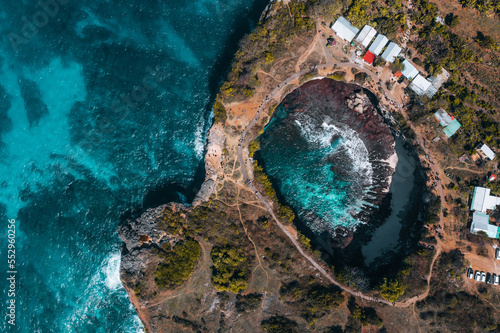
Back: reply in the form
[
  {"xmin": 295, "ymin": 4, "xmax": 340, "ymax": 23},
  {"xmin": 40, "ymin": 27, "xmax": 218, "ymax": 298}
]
[
  {"xmin": 379, "ymin": 278, "xmax": 405, "ymax": 302},
  {"xmin": 261, "ymin": 316, "xmax": 298, "ymax": 333},
  {"xmin": 211, "ymin": 245, "xmax": 248, "ymax": 293},
  {"xmin": 155, "ymin": 239, "xmax": 201, "ymax": 289},
  {"xmin": 444, "ymin": 13, "xmax": 460, "ymax": 28},
  {"xmin": 389, "ymin": 58, "xmax": 404, "ymax": 73},
  {"xmin": 475, "ymin": 32, "xmax": 499, "ymax": 50},
  {"xmin": 373, "ymin": 57, "xmax": 386, "ymax": 67}
]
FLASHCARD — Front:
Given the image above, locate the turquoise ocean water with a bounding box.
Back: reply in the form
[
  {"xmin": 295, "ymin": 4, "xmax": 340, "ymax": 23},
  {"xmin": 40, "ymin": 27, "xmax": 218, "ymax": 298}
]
[{"xmin": 0, "ymin": 0, "xmax": 267, "ymax": 331}]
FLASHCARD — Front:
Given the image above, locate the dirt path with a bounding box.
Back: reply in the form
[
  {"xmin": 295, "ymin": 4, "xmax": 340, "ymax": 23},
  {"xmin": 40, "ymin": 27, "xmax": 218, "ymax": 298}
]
[
  {"xmin": 444, "ymin": 166, "xmax": 484, "ymax": 174},
  {"xmin": 295, "ymin": 29, "xmax": 320, "ymax": 72},
  {"xmin": 236, "ymin": 187, "xmax": 270, "ymax": 287}
]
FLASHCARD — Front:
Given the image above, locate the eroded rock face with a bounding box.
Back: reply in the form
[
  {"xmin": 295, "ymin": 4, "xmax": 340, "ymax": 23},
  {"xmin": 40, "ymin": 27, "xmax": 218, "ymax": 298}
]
[
  {"xmin": 193, "ymin": 123, "xmax": 225, "ymax": 206},
  {"xmin": 118, "ymin": 205, "xmax": 171, "ymax": 277}
]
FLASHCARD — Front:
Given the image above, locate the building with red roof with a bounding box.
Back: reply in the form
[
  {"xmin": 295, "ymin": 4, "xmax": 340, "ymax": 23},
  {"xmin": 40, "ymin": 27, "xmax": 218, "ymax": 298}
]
[
  {"xmin": 394, "ymin": 71, "xmax": 402, "ymax": 78},
  {"xmin": 362, "ymin": 51, "xmax": 375, "ymax": 64}
]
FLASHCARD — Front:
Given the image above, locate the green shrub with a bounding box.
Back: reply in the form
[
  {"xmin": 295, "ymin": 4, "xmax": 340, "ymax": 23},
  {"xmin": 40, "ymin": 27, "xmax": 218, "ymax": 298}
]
[
  {"xmin": 249, "ymin": 139, "xmax": 260, "ymax": 157},
  {"xmin": 235, "ymin": 293, "xmax": 263, "ymax": 312},
  {"xmin": 155, "ymin": 239, "xmax": 201, "ymax": 289},
  {"xmin": 261, "ymin": 316, "xmax": 298, "ymax": 333},
  {"xmin": 211, "ymin": 245, "xmax": 248, "ymax": 293},
  {"xmin": 213, "ymin": 98, "xmax": 227, "ymax": 124},
  {"xmin": 379, "ymin": 278, "xmax": 405, "ymax": 302},
  {"xmin": 305, "ymin": 285, "xmax": 345, "ymax": 315}
]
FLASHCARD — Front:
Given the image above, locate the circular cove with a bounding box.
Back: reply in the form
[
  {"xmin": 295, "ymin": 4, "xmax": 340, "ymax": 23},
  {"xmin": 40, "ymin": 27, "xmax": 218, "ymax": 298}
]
[{"xmin": 256, "ymin": 78, "xmax": 425, "ymax": 267}]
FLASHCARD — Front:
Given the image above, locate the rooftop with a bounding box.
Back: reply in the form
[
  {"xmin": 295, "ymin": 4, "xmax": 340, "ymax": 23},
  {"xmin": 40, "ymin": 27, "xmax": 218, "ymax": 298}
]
[
  {"xmin": 434, "ymin": 108, "xmax": 453, "ymax": 127},
  {"xmin": 356, "ymin": 25, "xmax": 377, "ymax": 47},
  {"xmin": 480, "ymin": 144, "xmax": 495, "ymax": 160},
  {"xmin": 368, "ymin": 34, "xmax": 389, "ymax": 56},
  {"xmin": 381, "ymin": 42, "xmax": 402, "ymax": 63},
  {"xmin": 362, "ymin": 51, "xmax": 376, "ymax": 64},
  {"xmin": 331, "ymin": 17, "xmax": 359, "ymax": 42},
  {"xmin": 401, "ymin": 60, "xmax": 418, "ymax": 80},
  {"xmin": 471, "ymin": 186, "xmax": 500, "ymax": 213},
  {"xmin": 410, "ymin": 74, "xmax": 432, "ymax": 94},
  {"xmin": 470, "ymin": 212, "xmax": 500, "ymax": 239},
  {"xmin": 442, "ymin": 119, "xmax": 461, "ymax": 137}
]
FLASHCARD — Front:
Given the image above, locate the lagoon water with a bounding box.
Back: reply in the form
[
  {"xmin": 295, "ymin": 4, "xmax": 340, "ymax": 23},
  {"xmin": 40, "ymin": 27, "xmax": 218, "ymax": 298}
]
[
  {"xmin": 0, "ymin": 0, "xmax": 268, "ymax": 331},
  {"xmin": 257, "ymin": 103, "xmax": 374, "ymax": 233}
]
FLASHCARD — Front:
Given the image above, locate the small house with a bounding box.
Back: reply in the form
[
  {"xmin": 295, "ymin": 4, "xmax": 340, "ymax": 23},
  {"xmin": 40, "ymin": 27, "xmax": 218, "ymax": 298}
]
[
  {"xmin": 381, "ymin": 42, "xmax": 402, "ymax": 63},
  {"xmin": 479, "ymin": 144, "xmax": 496, "ymax": 160},
  {"xmin": 362, "ymin": 51, "xmax": 376, "ymax": 65},
  {"xmin": 356, "ymin": 25, "xmax": 377, "ymax": 47},
  {"xmin": 368, "ymin": 34, "xmax": 389, "ymax": 56},
  {"xmin": 434, "ymin": 108, "xmax": 461, "ymax": 137},
  {"xmin": 470, "ymin": 212, "xmax": 500, "ymax": 239},
  {"xmin": 401, "ymin": 60, "xmax": 419, "ymax": 80},
  {"xmin": 470, "ymin": 186, "xmax": 500, "ymax": 213},
  {"xmin": 331, "ymin": 17, "xmax": 359, "ymax": 42},
  {"xmin": 410, "ymin": 74, "xmax": 438, "ymax": 98}
]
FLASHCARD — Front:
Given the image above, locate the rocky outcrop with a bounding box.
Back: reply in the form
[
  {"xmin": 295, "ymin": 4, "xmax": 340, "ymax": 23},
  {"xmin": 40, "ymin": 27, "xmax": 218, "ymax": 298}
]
[
  {"xmin": 118, "ymin": 205, "xmax": 170, "ymax": 277},
  {"xmin": 345, "ymin": 90, "xmax": 371, "ymax": 114},
  {"xmin": 192, "ymin": 123, "xmax": 225, "ymax": 206}
]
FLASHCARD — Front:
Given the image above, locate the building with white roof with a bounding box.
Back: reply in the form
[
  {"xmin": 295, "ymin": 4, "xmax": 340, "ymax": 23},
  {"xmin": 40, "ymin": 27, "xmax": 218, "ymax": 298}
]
[
  {"xmin": 381, "ymin": 42, "xmax": 402, "ymax": 63},
  {"xmin": 331, "ymin": 17, "xmax": 359, "ymax": 42},
  {"xmin": 434, "ymin": 108, "xmax": 453, "ymax": 126},
  {"xmin": 410, "ymin": 74, "xmax": 431, "ymax": 94},
  {"xmin": 409, "ymin": 74, "xmax": 438, "ymax": 98},
  {"xmin": 470, "ymin": 212, "xmax": 499, "ymax": 238},
  {"xmin": 480, "ymin": 144, "xmax": 495, "ymax": 160},
  {"xmin": 368, "ymin": 34, "xmax": 389, "ymax": 56},
  {"xmin": 356, "ymin": 25, "xmax": 377, "ymax": 47},
  {"xmin": 428, "ymin": 68, "xmax": 450, "ymax": 90},
  {"xmin": 471, "ymin": 186, "xmax": 500, "ymax": 213},
  {"xmin": 401, "ymin": 60, "xmax": 418, "ymax": 80}
]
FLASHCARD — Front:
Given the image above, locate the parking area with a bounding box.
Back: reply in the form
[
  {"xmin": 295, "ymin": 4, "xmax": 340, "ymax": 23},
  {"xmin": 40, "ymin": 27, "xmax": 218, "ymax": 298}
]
[{"xmin": 466, "ymin": 248, "xmax": 500, "ymax": 286}]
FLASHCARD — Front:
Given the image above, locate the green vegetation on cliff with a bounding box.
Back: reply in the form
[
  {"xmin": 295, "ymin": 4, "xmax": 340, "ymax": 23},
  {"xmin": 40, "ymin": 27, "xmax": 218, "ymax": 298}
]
[
  {"xmin": 155, "ymin": 239, "xmax": 201, "ymax": 289},
  {"xmin": 213, "ymin": 97, "xmax": 227, "ymax": 124},
  {"xmin": 219, "ymin": 0, "xmax": 316, "ymax": 103}
]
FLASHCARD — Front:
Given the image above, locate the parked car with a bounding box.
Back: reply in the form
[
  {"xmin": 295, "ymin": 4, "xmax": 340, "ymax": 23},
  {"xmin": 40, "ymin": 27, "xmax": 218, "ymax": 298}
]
[
  {"xmin": 475, "ymin": 270, "xmax": 481, "ymax": 281},
  {"xmin": 481, "ymin": 271, "xmax": 486, "ymax": 282},
  {"xmin": 496, "ymin": 248, "xmax": 500, "ymax": 260},
  {"xmin": 467, "ymin": 268, "xmax": 474, "ymax": 279},
  {"xmin": 493, "ymin": 273, "xmax": 499, "ymax": 286},
  {"xmin": 486, "ymin": 273, "xmax": 492, "ymax": 284}
]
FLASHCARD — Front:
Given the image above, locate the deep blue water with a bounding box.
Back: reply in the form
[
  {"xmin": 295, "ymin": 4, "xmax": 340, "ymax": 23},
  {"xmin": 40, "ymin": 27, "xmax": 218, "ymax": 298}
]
[{"xmin": 0, "ymin": 0, "xmax": 268, "ymax": 331}]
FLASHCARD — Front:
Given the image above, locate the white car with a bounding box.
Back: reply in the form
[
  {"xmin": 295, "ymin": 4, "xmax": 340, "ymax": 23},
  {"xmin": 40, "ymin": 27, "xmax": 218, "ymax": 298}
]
[
  {"xmin": 493, "ymin": 273, "xmax": 499, "ymax": 286},
  {"xmin": 481, "ymin": 271, "xmax": 486, "ymax": 282},
  {"xmin": 474, "ymin": 270, "xmax": 481, "ymax": 281},
  {"xmin": 496, "ymin": 248, "xmax": 500, "ymax": 260},
  {"xmin": 467, "ymin": 268, "xmax": 474, "ymax": 279}
]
